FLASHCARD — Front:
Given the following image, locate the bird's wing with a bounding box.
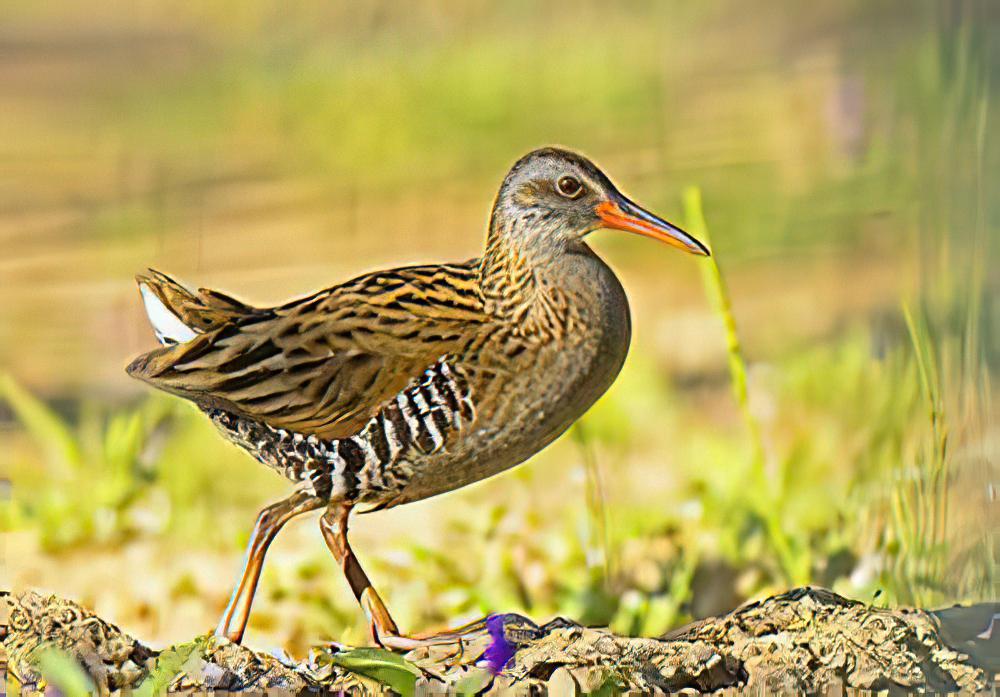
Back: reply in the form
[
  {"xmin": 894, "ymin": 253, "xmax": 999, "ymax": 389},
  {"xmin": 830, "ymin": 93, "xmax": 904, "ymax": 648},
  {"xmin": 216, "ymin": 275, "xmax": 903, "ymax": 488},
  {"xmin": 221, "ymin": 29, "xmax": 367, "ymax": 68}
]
[{"xmin": 127, "ymin": 262, "xmax": 485, "ymax": 440}]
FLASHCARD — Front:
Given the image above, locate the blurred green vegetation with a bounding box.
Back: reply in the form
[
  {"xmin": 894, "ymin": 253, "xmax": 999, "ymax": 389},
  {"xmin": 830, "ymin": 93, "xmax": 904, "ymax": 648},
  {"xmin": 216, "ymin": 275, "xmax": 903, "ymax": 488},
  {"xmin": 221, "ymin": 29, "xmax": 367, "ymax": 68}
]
[
  {"xmin": 2, "ymin": 0, "xmax": 997, "ymax": 651},
  {"xmin": 31, "ymin": 646, "xmax": 95, "ymax": 697}
]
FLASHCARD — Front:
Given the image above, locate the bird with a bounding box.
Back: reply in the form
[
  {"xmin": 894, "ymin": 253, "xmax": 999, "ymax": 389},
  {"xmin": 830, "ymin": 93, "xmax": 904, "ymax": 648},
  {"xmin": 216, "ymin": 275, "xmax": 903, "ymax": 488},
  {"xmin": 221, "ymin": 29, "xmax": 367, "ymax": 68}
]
[{"xmin": 127, "ymin": 147, "xmax": 709, "ymax": 648}]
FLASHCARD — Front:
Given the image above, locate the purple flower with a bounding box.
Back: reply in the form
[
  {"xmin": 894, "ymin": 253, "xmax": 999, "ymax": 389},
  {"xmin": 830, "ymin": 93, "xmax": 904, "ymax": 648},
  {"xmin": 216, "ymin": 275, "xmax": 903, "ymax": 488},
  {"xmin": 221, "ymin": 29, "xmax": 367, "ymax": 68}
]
[{"xmin": 479, "ymin": 614, "xmax": 517, "ymax": 675}]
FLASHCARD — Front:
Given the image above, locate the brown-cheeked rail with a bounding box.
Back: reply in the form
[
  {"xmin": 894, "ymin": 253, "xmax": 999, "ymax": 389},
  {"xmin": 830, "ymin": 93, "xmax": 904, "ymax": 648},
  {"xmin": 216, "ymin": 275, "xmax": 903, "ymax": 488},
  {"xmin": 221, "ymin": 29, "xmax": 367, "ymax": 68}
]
[{"xmin": 127, "ymin": 147, "xmax": 709, "ymax": 649}]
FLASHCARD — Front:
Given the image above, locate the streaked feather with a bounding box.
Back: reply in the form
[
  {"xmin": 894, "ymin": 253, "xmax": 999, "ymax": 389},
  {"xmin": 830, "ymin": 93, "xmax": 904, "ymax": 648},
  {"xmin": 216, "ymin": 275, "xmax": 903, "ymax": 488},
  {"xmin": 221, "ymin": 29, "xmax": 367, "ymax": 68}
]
[{"xmin": 128, "ymin": 262, "xmax": 488, "ymax": 441}]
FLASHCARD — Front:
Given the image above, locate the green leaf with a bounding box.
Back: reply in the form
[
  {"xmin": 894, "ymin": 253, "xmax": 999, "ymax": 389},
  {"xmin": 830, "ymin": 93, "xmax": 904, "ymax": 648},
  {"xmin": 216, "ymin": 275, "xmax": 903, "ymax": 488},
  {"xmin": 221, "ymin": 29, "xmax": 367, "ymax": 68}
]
[
  {"xmin": 327, "ymin": 647, "xmax": 421, "ymax": 697},
  {"xmin": 134, "ymin": 640, "xmax": 203, "ymax": 697},
  {"xmin": 33, "ymin": 647, "xmax": 95, "ymax": 697}
]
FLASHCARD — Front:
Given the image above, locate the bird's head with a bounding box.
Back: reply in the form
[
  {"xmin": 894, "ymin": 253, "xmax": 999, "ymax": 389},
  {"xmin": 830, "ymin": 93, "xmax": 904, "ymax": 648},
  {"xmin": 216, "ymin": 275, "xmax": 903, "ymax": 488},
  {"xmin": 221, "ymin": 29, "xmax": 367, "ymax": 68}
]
[{"xmin": 489, "ymin": 147, "xmax": 709, "ymax": 257}]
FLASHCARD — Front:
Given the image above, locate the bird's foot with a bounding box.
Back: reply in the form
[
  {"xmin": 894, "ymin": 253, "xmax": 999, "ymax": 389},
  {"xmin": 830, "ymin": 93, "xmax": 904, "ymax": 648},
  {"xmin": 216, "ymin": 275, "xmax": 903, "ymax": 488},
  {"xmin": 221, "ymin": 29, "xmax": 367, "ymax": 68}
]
[
  {"xmin": 374, "ymin": 614, "xmax": 542, "ymax": 675},
  {"xmin": 373, "ymin": 617, "xmax": 488, "ymax": 652},
  {"xmin": 359, "ymin": 586, "xmax": 478, "ymax": 654}
]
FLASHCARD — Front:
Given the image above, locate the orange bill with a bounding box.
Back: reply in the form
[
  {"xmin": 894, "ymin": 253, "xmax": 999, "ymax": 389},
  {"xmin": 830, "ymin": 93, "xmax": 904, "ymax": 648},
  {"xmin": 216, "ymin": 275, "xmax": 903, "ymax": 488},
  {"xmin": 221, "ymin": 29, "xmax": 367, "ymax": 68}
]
[{"xmin": 596, "ymin": 199, "xmax": 710, "ymax": 256}]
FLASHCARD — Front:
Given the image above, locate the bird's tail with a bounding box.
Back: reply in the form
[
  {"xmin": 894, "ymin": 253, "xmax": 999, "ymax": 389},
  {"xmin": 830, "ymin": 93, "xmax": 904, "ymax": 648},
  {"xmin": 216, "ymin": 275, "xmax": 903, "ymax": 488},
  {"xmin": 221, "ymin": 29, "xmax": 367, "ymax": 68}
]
[{"xmin": 135, "ymin": 269, "xmax": 251, "ymax": 345}]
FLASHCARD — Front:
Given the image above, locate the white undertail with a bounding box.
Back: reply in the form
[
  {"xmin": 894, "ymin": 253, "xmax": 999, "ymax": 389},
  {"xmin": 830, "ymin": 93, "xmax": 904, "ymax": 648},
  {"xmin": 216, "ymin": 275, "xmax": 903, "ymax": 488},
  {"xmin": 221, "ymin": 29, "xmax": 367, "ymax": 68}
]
[{"xmin": 139, "ymin": 284, "xmax": 199, "ymax": 345}]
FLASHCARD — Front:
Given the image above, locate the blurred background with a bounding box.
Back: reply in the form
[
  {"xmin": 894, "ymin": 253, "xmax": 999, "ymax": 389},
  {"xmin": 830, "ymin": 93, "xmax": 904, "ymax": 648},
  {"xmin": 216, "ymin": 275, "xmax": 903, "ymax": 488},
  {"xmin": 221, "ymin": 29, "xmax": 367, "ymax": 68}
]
[{"xmin": 2, "ymin": 1, "xmax": 997, "ymax": 654}]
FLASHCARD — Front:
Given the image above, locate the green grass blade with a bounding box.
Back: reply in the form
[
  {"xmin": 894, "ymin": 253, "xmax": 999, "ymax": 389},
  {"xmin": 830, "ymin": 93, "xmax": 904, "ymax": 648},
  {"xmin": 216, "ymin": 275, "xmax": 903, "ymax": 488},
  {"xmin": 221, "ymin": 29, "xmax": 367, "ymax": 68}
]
[
  {"xmin": 683, "ymin": 186, "xmax": 805, "ymax": 585},
  {"xmin": 0, "ymin": 372, "xmax": 82, "ymax": 474},
  {"xmin": 32, "ymin": 647, "xmax": 94, "ymax": 697}
]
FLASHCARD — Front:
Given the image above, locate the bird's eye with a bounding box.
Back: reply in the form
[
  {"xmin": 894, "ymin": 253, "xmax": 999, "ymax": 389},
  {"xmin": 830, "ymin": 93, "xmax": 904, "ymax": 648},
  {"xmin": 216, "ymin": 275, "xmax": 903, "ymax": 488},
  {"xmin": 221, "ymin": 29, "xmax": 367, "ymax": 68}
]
[{"xmin": 556, "ymin": 175, "xmax": 584, "ymax": 199}]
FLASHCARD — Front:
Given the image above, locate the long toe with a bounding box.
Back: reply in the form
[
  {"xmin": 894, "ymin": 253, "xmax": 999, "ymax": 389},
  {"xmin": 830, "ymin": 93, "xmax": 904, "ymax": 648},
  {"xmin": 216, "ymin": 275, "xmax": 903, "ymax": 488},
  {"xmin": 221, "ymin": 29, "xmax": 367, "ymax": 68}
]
[
  {"xmin": 374, "ymin": 617, "xmax": 492, "ymax": 652},
  {"xmin": 376, "ymin": 629, "xmax": 473, "ymax": 652}
]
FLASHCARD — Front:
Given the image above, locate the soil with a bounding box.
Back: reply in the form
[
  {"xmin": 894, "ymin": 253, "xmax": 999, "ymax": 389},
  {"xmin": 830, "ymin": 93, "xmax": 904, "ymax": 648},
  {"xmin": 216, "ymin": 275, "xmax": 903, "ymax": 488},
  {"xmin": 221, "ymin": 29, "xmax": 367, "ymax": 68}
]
[{"xmin": 4, "ymin": 586, "xmax": 997, "ymax": 694}]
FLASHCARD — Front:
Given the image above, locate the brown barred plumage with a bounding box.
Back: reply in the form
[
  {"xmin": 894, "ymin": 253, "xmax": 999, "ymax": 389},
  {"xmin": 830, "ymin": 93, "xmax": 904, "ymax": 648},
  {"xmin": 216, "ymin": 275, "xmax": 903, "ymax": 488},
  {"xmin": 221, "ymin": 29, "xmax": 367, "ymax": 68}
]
[
  {"xmin": 127, "ymin": 147, "xmax": 708, "ymax": 647},
  {"xmin": 205, "ymin": 357, "xmax": 474, "ymax": 504}
]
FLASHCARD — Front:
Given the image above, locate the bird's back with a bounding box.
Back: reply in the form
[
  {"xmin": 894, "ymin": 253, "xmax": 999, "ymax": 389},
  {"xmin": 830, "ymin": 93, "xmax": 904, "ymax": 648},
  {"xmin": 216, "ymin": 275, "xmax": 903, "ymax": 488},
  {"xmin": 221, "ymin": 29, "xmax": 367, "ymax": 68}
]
[{"xmin": 128, "ymin": 261, "xmax": 486, "ymax": 442}]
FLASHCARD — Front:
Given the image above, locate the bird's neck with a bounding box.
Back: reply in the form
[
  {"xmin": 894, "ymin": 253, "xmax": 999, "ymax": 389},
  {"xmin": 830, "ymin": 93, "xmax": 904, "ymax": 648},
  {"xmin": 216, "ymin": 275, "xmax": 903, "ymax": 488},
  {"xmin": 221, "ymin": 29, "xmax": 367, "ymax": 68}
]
[
  {"xmin": 478, "ymin": 230, "xmax": 543, "ymax": 321},
  {"xmin": 478, "ymin": 222, "xmax": 608, "ymax": 338}
]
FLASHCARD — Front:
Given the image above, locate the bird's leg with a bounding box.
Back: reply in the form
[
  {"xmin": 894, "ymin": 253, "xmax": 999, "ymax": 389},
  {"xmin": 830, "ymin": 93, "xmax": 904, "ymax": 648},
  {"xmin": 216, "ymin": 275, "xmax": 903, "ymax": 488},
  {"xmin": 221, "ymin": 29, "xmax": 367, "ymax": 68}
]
[
  {"xmin": 320, "ymin": 503, "xmax": 477, "ymax": 652},
  {"xmin": 319, "ymin": 503, "xmax": 405, "ymax": 643},
  {"xmin": 215, "ymin": 489, "xmax": 322, "ymax": 643}
]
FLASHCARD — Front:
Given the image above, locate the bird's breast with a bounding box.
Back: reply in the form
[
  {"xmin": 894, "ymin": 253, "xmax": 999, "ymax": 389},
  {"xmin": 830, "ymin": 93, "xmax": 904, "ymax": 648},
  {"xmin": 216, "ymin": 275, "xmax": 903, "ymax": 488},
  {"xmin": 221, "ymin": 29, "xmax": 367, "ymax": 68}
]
[
  {"xmin": 479, "ymin": 250, "xmax": 632, "ymax": 441},
  {"xmin": 396, "ymin": 249, "xmax": 631, "ymax": 504}
]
